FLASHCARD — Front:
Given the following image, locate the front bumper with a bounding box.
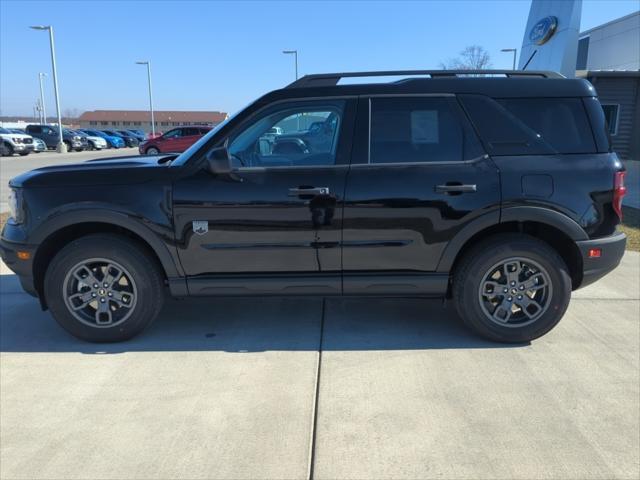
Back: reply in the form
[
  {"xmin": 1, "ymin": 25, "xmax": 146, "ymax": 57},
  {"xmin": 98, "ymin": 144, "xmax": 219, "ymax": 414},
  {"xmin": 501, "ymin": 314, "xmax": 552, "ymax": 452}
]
[
  {"xmin": 0, "ymin": 236, "xmax": 37, "ymax": 297},
  {"xmin": 576, "ymin": 231, "xmax": 627, "ymax": 289}
]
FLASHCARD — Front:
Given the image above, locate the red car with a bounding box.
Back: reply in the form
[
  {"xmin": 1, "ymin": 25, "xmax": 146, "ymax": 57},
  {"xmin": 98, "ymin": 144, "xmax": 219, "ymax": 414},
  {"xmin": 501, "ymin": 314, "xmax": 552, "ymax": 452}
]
[{"xmin": 139, "ymin": 126, "xmax": 212, "ymax": 155}]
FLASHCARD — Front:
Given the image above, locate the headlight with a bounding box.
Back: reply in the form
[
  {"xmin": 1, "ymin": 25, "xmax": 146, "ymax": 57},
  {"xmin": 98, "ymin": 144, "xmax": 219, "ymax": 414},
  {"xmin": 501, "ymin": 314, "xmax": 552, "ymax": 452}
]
[
  {"xmin": 8, "ymin": 188, "xmax": 24, "ymax": 224},
  {"xmin": 12, "ymin": 137, "xmax": 23, "ymax": 144}
]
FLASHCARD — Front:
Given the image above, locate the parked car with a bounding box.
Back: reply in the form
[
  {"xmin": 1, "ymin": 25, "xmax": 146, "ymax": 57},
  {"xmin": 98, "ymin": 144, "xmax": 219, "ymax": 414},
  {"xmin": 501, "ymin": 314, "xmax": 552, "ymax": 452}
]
[
  {"xmin": 138, "ymin": 126, "xmax": 211, "ymax": 154},
  {"xmin": 0, "ymin": 70, "xmax": 627, "ymax": 343},
  {"xmin": 25, "ymin": 124, "xmax": 84, "ymax": 151},
  {"xmin": 79, "ymin": 129, "xmax": 124, "ymax": 149},
  {"xmin": 64, "ymin": 129, "xmax": 89, "ymax": 151},
  {"xmin": 9, "ymin": 129, "xmax": 47, "ymax": 153},
  {"xmin": 119, "ymin": 130, "xmax": 145, "ymax": 142},
  {"xmin": 0, "ymin": 127, "xmax": 34, "ymax": 156},
  {"xmin": 102, "ymin": 130, "xmax": 139, "ymax": 148},
  {"xmin": 72, "ymin": 130, "xmax": 107, "ymax": 150}
]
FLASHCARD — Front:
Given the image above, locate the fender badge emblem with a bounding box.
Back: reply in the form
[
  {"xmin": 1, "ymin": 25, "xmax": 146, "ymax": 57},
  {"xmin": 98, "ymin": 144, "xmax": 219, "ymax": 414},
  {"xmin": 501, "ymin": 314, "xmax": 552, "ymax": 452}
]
[{"xmin": 192, "ymin": 221, "xmax": 208, "ymax": 235}]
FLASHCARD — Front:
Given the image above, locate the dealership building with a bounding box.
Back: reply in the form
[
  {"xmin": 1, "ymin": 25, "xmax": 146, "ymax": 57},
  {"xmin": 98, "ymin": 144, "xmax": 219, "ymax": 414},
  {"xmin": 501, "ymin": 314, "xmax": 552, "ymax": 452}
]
[
  {"xmin": 576, "ymin": 11, "xmax": 639, "ymax": 160},
  {"xmin": 77, "ymin": 110, "xmax": 228, "ymax": 134}
]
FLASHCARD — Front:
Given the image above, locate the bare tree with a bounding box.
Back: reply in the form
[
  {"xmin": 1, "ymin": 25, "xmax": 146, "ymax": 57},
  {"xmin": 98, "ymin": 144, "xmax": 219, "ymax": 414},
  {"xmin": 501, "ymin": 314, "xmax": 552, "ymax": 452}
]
[{"xmin": 440, "ymin": 45, "xmax": 492, "ymax": 70}]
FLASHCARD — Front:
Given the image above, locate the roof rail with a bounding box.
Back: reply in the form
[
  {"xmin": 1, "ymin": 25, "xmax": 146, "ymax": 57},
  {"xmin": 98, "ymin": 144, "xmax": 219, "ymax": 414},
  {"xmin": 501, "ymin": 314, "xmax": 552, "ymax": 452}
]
[{"xmin": 286, "ymin": 70, "xmax": 565, "ymax": 88}]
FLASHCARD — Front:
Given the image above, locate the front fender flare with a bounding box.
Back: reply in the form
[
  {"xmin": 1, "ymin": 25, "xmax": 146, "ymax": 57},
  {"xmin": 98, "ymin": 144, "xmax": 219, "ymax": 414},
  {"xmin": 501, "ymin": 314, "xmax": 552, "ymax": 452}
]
[{"xmin": 31, "ymin": 208, "xmax": 184, "ymax": 279}]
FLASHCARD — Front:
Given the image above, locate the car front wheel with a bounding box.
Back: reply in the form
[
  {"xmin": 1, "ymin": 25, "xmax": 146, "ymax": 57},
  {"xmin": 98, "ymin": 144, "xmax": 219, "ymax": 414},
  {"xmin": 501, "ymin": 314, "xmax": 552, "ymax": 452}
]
[
  {"xmin": 44, "ymin": 234, "xmax": 165, "ymax": 342},
  {"xmin": 145, "ymin": 146, "xmax": 159, "ymax": 155},
  {"xmin": 453, "ymin": 233, "xmax": 571, "ymax": 343}
]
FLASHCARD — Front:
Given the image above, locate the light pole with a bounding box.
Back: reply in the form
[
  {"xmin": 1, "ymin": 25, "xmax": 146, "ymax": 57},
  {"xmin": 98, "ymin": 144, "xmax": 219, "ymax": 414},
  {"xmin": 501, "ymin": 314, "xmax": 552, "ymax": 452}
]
[
  {"xmin": 501, "ymin": 48, "xmax": 517, "ymax": 70},
  {"xmin": 30, "ymin": 25, "xmax": 65, "ymax": 152},
  {"xmin": 136, "ymin": 61, "xmax": 155, "ymax": 136},
  {"xmin": 282, "ymin": 50, "xmax": 298, "ymax": 79},
  {"xmin": 38, "ymin": 72, "xmax": 47, "ymax": 124}
]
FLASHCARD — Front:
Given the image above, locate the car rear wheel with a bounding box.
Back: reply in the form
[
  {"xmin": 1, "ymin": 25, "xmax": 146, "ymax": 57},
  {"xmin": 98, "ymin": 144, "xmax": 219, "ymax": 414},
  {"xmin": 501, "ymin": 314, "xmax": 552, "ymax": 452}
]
[
  {"xmin": 453, "ymin": 233, "xmax": 571, "ymax": 343},
  {"xmin": 44, "ymin": 234, "xmax": 165, "ymax": 342},
  {"xmin": 145, "ymin": 146, "xmax": 159, "ymax": 155}
]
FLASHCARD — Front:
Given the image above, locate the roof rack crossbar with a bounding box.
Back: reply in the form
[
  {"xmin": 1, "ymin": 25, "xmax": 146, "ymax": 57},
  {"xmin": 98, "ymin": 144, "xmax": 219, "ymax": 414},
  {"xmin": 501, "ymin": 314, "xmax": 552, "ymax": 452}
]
[{"xmin": 286, "ymin": 69, "xmax": 564, "ymax": 88}]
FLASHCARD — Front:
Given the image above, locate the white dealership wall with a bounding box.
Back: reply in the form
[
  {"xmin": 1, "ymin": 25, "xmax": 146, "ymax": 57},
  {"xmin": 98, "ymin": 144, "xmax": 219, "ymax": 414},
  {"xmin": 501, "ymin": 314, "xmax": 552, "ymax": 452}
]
[{"xmin": 579, "ymin": 11, "xmax": 640, "ymax": 70}]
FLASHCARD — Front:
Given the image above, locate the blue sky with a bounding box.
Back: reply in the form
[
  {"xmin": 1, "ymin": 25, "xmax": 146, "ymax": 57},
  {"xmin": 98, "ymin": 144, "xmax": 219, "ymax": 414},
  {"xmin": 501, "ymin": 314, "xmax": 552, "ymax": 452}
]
[{"xmin": 1, "ymin": 0, "xmax": 638, "ymax": 117}]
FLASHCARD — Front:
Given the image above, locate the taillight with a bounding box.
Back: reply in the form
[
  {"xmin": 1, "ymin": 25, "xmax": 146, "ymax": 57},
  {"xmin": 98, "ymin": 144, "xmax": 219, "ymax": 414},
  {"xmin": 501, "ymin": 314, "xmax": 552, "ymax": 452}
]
[{"xmin": 613, "ymin": 171, "xmax": 627, "ymax": 221}]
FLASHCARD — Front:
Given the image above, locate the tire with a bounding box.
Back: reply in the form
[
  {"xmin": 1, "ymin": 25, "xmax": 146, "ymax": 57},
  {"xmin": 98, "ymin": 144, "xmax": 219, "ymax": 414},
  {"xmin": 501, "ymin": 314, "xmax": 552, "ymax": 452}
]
[
  {"xmin": 44, "ymin": 234, "xmax": 165, "ymax": 342},
  {"xmin": 452, "ymin": 233, "xmax": 571, "ymax": 343},
  {"xmin": 64, "ymin": 140, "xmax": 72, "ymax": 152},
  {"xmin": 19, "ymin": 151, "xmax": 29, "ymax": 156},
  {"xmin": 87, "ymin": 141, "xmax": 95, "ymax": 151},
  {"xmin": 145, "ymin": 146, "xmax": 159, "ymax": 155},
  {"xmin": 2, "ymin": 142, "xmax": 14, "ymax": 156}
]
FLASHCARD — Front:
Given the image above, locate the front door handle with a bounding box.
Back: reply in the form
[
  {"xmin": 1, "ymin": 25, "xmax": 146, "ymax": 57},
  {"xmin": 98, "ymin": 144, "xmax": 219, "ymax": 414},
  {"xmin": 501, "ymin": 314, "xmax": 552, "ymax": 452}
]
[
  {"xmin": 435, "ymin": 184, "xmax": 477, "ymax": 194},
  {"xmin": 288, "ymin": 187, "xmax": 330, "ymax": 197}
]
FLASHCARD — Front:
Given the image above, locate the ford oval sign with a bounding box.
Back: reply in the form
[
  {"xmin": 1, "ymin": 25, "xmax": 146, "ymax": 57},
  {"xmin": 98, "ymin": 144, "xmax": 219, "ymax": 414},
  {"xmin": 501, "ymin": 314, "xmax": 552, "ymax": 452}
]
[{"xmin": 529, "ymin": 16, "xmax": 558, "ymax": 45}]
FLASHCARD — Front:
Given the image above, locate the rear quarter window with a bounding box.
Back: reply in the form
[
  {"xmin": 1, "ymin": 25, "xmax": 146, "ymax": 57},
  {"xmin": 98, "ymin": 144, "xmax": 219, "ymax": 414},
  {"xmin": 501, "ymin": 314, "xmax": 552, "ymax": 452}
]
[{"xmin": 459, "ymin": 95, "xmax": 597, "ymax": 155}]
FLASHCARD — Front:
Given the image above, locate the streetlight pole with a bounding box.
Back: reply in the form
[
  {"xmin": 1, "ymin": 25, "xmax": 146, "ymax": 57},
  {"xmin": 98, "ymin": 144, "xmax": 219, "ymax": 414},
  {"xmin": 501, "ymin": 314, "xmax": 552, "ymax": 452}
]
[
  {"xmin": 501, "ymin": 48, "xmax": 517, "ymax": 70},
  {"xmin": 136, "ymin": 61, "xmax": 155, "ymax": 137},
  {"xmin": 30, "ymin": 25, "xmax": 65, "ymax": 152},
  {"xmin": 38, "ymin": 72, "xmax": 47, "ymax": 124},
  {"xmin": 282, "ymin": 50, "xmax": 298, "ymax": 79}
]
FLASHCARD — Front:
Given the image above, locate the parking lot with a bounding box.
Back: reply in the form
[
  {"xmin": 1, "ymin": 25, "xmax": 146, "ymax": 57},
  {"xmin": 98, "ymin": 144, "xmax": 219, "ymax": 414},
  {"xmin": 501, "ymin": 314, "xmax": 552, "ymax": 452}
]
[{"xmin": 0, "ymin": 250, "xmax": 638, "ymax": 479}]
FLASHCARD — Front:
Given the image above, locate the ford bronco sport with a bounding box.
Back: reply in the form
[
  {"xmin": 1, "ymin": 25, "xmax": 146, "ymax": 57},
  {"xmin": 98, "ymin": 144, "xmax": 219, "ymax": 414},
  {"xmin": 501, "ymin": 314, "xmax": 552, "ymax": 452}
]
[{"xmin": 1, "ymin": 70, "xmax": 627, "ymax": 343}]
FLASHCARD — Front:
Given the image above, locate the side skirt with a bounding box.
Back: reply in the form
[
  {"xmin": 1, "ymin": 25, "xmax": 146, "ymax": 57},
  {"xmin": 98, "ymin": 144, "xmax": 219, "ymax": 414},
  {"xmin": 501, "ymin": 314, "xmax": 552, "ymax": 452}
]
[{"xmin": 174, "ymin": 272, "xmax": 449, "ymax": 297}]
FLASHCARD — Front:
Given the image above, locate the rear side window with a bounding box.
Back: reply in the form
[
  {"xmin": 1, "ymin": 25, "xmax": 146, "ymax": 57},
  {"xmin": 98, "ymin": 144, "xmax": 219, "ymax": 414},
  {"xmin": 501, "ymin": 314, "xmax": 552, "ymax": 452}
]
[
  {"xmin": 369, "ymin": 97, "xmax": 482, "ymax": 164},
  {"xmin": 459, "ymin": 95, "xmax": 597, "ymax": 155},
  {"xmin": 497, "ymin": 98, "xmax": 596, "ymax": 154}
]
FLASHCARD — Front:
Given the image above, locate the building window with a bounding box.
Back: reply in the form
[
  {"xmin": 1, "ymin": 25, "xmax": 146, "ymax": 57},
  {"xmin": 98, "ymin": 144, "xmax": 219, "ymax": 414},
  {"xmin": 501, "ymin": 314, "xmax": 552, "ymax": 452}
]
[
  {"xmin": 172, "ymin": 122, "xmax": 180, "ymax": 126},
  {"xmin": 602, "ymin": 104, "xmax": 619, "ymax": 135},
  {"xmin": 576, "ymin": 36, "xmax": 590, "ymax": 70},
  {"xmin": 160, "ymin": 122, "xmax": 169, "ymax": 126},
  {"xmin": 122, "ymin": 121, "xmax": 131, "ymax": 126},
  {"xmin": 101, "ymin": 121, "xmax": 109, "ymax": 126},
  {"xmin": 133, "ymin": 121, "xmax": 141, "ymax": 126},
  {"xmin": 89, "ymin": 121, "xmax": 97, "ymax": 125},
  {"xmin": 111, "ymin": 121, "xmax": 119, "ymax": 126}
]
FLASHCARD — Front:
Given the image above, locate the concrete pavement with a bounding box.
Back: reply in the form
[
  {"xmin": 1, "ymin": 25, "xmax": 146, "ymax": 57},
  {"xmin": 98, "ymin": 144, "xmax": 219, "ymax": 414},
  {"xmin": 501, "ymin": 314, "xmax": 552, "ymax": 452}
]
[{"xmin": 0, "ymin": 253, "xmax": 638, "ymax": 479}]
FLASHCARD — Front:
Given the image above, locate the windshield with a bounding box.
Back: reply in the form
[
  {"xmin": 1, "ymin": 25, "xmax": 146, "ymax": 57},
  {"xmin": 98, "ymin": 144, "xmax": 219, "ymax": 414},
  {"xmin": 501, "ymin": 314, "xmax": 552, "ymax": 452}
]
[{"xmin": 0, "ymin": 128, "xmax": 9, "ymax": 134}]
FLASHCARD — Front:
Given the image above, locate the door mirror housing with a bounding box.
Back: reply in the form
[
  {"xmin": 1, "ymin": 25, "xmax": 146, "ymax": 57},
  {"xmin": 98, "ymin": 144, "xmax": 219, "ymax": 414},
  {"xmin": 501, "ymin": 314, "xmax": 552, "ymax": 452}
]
[{"xmin": 206, "ymin": 139, "xmax": 241, "ymax": 180}]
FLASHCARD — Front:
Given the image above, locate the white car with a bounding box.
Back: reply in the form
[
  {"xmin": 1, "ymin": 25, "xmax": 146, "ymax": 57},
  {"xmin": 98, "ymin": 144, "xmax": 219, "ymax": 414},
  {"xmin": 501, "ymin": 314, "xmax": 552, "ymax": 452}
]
[
  {"xmin": 0, "ymin": 127, "xmax": 35, "ymax": 156},
  {"xmin": 72, "ymin": 130, "xmax": 107, "ymax": 150}
]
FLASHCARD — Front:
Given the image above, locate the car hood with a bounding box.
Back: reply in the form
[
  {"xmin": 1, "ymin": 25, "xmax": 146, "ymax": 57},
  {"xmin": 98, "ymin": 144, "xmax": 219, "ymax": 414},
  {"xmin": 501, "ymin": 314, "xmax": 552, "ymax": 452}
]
[
  {"xmin": 86, "ymin": 135, "xmax": 106, "ymax": 142},
  {"xmin": 0, "ymin": 133, "xmax": 32, "ymax": 140},
  {"xmin": 10, "ymin": 154, "xmax": 177, "ymax": 188}
]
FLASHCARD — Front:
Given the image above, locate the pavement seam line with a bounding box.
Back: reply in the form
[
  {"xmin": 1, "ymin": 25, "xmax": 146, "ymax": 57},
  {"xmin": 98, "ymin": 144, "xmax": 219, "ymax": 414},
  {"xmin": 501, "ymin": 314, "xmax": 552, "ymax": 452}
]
[{"xmin": 307, "ymin": 297, "xmax": 326, "ymax": 480}]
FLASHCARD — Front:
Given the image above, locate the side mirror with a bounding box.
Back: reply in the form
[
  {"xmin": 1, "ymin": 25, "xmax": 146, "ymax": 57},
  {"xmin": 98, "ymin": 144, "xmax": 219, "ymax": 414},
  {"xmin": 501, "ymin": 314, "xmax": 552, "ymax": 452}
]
[{"xmin": 206, "ymin": 139, "xmax": 241, "ymax": 181}]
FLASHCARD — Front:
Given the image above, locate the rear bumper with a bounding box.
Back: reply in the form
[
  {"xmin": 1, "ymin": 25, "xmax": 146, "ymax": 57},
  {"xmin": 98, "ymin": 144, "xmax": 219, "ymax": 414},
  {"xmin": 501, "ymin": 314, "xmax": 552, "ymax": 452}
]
[{"xmin": 575, "ymin": 231, "xmax": 626, "ymax": 289}]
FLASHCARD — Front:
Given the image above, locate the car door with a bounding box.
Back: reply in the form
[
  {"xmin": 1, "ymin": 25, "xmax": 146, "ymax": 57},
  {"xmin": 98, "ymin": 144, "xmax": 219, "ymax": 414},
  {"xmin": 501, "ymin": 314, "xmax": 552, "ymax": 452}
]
[
  {"xmin": 159, "ymin": 128, "xmax": 183, "ymax": 152},
  {"xmin": 342, "ymin": 95, "xmax": 501, "ymax": 295},
  {"xmin": 178, "ymin": 127, "xmax": 201, "ymax": 152},
  {"xmin": 172, "ymin": 99, "xmax": 356, "ymax": 296}
]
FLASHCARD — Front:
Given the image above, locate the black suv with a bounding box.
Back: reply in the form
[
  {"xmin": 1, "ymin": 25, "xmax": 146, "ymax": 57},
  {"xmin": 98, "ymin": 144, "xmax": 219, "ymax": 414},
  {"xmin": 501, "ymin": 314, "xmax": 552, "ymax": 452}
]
[
  {"xmin": 1, "ymin": 70, "xmax": 627, "ymax": 343},
  {"xmin": 25, "ymin": 124, "xmax": 86, "ymax": 152}
]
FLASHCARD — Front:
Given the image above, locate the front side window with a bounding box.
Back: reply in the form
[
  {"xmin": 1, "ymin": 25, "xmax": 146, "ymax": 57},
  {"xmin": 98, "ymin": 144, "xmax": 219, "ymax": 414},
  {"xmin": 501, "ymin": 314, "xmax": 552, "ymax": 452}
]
[
  {"xmin": 369, "ymin": 97, "xmax": 479, "ymax": 163},
  {"xmin": 183, "ymin": 128, "xmax": 200, "ymax": 136},
  {"xmin": 163, "ymin": 129, "xmax": 182, "ymax": 139},
  {"xmin": 229, "ymin": 101, "xmax": 345, "ymax": 168}
]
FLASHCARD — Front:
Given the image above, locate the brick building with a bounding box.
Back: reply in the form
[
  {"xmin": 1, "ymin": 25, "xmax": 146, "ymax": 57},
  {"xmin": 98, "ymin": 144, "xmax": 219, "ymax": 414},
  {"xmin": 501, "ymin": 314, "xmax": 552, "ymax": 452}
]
[{"xmin": 78, "ymin": 110, "xmax": 228, "ymax": 134}]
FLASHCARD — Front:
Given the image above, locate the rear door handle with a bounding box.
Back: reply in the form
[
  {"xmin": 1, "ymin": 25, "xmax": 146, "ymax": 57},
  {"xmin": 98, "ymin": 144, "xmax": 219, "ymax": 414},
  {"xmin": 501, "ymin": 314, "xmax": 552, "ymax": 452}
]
[
  {"xmin": 288, "ymin": 187, "xmax": 330, "ymax": 196},
  {"xmin": 435, "ymin": 184, "xmax": 477, "ymax": 194}
]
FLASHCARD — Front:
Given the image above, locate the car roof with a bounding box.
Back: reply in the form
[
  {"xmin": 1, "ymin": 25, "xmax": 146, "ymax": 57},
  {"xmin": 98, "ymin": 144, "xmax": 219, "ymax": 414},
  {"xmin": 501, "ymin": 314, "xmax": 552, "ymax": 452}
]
[{"xmin": 263, "ymin": 70, "xmax": 596, "ymax": 100}]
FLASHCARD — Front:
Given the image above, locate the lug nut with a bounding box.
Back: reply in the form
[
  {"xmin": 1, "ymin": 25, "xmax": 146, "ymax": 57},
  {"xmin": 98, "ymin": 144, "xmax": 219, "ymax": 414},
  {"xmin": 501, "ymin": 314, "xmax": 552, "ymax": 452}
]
[
  {"xmin": 91, "ymin": 293, "xmax": 97, "ymax": 298},
  {"xmin": 503, "ymin": 288, "xmax": 508, "ymax": 293},
  {"xmin": 507, "ymin": 296, "xmax": 513, "ymax": 301},
  {"xmin": 93, "ymin": 284, "xmax": 99, "ymax": 288},
  {"xmin": 510, "ymin": 281, "xmax": 516, "ymax": 286},
  {"xmin": 517, "ymin": 295, "xmax": 523, "ymax": 300},
  {"xmin": 107, "ymin": 292, "xmax": 113, "ymax": 297},
  {"xmin": 103, "ymin": 283, "xmax": 108, "ymax": 288},
  {"xmin": 100, "ymin": 298, "xmax": 105, "ymax": 303},
  {"xmin": 519, "ymin": 285, "xmax": 525, "ymax": 290}
]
